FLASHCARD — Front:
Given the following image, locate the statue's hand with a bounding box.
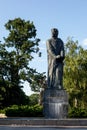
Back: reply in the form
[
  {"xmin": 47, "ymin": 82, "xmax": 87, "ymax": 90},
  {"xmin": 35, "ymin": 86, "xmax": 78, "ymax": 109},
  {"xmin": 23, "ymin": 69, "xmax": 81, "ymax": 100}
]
[{"xmin": 56, "ymin": 55, "xmax": 60, "ymax": 59}]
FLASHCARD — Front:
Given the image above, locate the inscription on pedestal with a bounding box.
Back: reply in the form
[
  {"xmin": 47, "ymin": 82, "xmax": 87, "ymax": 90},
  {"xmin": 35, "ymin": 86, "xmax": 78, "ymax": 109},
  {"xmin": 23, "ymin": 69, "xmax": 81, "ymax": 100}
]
[{"xmin": 43, "ymin": 89, "xmax": 68, "ymax": 118}]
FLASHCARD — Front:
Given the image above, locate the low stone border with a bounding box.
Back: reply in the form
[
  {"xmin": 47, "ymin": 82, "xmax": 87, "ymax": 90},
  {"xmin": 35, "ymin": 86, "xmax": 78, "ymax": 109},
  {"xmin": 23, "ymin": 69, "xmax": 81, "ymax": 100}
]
[{"xmin": 0, "ymin": 118, "xmax": 87, "ymax": 127}]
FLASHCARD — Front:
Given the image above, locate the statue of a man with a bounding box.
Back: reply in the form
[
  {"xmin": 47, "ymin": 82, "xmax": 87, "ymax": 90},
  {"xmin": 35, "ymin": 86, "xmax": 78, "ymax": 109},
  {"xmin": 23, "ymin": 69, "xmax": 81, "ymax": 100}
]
[{"xmin": 46, "ymin": 28, "xmax": 65, "ymax": 89}]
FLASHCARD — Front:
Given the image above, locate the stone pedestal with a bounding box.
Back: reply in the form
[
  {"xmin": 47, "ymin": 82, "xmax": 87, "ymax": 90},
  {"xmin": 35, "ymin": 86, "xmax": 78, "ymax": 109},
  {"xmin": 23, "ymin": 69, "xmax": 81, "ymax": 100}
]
[{"xmin": 43, "ymin": 88, "xmax": 68, "ymax": 119}]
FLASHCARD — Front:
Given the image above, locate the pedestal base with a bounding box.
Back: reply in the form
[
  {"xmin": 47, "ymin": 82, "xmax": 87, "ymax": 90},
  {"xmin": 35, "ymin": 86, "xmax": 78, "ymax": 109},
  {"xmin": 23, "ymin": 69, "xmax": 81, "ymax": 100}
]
[{"xmin": 43, "ymin": 88, "xmax": 68, "ymax": 119}]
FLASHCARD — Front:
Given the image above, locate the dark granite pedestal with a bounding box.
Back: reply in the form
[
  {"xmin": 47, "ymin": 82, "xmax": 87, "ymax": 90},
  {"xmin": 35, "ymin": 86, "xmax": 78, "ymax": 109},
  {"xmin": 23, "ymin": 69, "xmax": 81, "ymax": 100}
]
[{"xmin": 43, "ymin": 88, "xmax": 68, "ymax": 119}]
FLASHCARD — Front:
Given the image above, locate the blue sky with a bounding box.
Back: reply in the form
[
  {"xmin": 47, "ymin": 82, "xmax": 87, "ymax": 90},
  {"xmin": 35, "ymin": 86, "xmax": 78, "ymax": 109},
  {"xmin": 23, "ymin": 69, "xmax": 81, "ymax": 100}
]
[{"xmin": 0, "ymin": 0, "xmax": 87, "ymax": 95}]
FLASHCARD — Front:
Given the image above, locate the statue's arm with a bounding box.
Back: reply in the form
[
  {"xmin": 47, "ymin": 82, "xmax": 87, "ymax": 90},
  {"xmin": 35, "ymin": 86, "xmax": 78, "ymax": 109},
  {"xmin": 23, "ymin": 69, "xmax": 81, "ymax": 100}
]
[{"xmin": 60, "ymin": 41, "xmax": 65, "ymax": 60}]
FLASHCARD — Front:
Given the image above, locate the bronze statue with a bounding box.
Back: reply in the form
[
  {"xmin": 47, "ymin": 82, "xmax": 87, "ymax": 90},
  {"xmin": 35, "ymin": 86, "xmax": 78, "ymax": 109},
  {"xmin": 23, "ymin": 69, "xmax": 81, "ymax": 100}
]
[{"xmin": 46, "ymin": 28, "xmax": 65, "ymax": 89}]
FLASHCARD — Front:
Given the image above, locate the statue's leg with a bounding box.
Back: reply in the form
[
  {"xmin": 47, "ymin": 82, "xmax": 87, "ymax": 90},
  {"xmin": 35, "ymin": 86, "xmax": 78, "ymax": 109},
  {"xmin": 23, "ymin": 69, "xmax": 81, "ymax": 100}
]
[{"xmin": 48, "ymin": 65, "xmax": 54, "ymax": 88}]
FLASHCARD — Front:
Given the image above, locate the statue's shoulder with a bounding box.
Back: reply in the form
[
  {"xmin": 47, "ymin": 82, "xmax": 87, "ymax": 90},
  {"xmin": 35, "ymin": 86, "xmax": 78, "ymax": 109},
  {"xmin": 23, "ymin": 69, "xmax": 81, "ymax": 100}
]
[
  {"xmin": 46, "ymin": 38, "xmax": 53, "ymax": 44},
  {"xmin": 58, "ymin": 38, "xmax": 64, "ymax": 45},
  {"xmin": 58, "ymin": 38, "xmax": 63, "ymax": 42},
  {"xmin": 47, "ymin": 38, "xmax": 52, "ymax": 43}
]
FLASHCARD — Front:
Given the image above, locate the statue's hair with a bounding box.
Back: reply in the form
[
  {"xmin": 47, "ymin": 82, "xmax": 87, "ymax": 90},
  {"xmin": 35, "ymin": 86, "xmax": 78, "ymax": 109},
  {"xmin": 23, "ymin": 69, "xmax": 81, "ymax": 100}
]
[{"xmin": 51, "ymin": 28, "xmax": 59, "ymax": 33}]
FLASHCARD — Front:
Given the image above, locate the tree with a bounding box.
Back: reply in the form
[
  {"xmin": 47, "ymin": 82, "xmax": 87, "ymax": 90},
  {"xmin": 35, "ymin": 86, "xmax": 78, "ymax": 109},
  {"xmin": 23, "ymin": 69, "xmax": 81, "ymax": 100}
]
[
  {"xmin": 29, "ymin": 93, "xmax": 39, "ymax": 106},
  {"xmin": 64, "ymin": 37, "xmax": 87, "ymax": 108},
  {"xmin": 0, "ymin": 18, "xmax": 45, "ymax": 108}
]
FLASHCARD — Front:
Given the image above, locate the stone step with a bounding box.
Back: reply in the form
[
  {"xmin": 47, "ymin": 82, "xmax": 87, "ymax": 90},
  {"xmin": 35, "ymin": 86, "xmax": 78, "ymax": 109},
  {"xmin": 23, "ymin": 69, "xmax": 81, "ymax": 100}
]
[{"xmin": 0, "ymin": 118, "xmax": 87, "ymax": 126}]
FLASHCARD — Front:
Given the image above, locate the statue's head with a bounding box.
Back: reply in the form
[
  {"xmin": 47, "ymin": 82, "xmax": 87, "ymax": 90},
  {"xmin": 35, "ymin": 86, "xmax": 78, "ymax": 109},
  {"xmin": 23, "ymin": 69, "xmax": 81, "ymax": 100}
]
[{"xmin": 51, "ymin": 28, "xmax": 58, "ymax": 38}]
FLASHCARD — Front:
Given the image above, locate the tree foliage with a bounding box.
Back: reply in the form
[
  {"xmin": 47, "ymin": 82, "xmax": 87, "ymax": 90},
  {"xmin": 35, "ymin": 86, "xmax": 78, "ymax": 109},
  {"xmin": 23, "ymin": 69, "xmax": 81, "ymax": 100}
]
[
  {"xmin": 64, "ymin": 37, "xmax": 87, "ymax": 108},
  {"xmin": 0, "ymin": 18, "xmax": 45, "ymax": 108},
  {"xmin": 29, "ymin": 93, "xmax": 39, "ymax": 106}
]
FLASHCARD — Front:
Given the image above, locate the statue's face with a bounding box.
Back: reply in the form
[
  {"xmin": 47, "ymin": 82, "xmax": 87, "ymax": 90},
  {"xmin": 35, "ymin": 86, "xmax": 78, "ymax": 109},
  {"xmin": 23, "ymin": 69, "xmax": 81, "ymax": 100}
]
[{"xmin": 51, "ymin": 28, "xmax": 58, "ymax": 38}]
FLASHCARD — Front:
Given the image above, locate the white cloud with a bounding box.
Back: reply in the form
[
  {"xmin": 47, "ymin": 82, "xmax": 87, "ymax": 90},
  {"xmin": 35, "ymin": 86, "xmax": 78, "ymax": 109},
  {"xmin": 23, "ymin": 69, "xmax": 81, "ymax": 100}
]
[
  {"xmin": 22, "ymin": 81, "xmax": 35, "ymax": 96},
  {"xmin": 80, "ymin": 38, "xmax": 87, "ymax": 49},
  {"xmin": 82, "ymin": 38, "xmax": 87, "ymax": 46}
]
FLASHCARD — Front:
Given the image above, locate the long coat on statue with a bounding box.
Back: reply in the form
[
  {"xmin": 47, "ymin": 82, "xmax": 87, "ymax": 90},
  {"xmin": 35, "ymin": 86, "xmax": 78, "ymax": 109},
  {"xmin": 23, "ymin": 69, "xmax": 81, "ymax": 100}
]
[{"xmin": 46, "ymin": 37, "xmax": 65, "ymax": 89}]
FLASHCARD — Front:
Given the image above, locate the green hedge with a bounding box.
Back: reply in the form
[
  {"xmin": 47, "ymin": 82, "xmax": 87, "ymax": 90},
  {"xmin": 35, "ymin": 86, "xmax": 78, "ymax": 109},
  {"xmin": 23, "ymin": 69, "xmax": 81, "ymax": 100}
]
[
  {"xmin": 3, "ymin": 105, "xmax": 87, "ymax": 118},
  {"xmin": 0, "ymin": 109, "xmax": 6, "ymax": 114},
  {"xmin": 68, "ymin": 107, "xmax": 87, "ymax": 118},
  {"xmin": 5, "ymin": 104, "xmax": 43, "ymax": 117}
]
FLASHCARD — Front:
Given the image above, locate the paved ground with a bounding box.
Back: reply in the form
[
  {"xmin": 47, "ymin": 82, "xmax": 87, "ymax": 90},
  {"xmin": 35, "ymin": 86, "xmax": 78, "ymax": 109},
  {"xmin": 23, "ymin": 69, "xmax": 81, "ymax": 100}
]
[{"xmin": 0, "ymin": 126, "xmax": 87, "ymax": 130}]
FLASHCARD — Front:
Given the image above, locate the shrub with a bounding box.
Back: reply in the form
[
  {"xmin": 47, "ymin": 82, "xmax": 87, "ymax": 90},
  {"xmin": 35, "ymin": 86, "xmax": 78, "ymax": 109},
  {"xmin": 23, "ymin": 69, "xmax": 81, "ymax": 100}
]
[
  {"xmin": 0, "ymin": 109, "xmax": 6, "ymax": 114},
  {"xmin": 68, "ymin": 107, "xmax": 87, "ymax": 118},
  {"xmin": 5, "ymin": 104, "xmax": 43, "ymax": 117}
]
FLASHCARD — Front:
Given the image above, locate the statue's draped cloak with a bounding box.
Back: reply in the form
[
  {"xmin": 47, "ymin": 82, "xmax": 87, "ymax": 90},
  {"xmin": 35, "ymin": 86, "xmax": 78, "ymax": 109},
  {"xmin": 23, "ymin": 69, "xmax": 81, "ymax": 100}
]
[{"xmin": 46, "ymin": 38, "xmax": 65, "ymax": 89}]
